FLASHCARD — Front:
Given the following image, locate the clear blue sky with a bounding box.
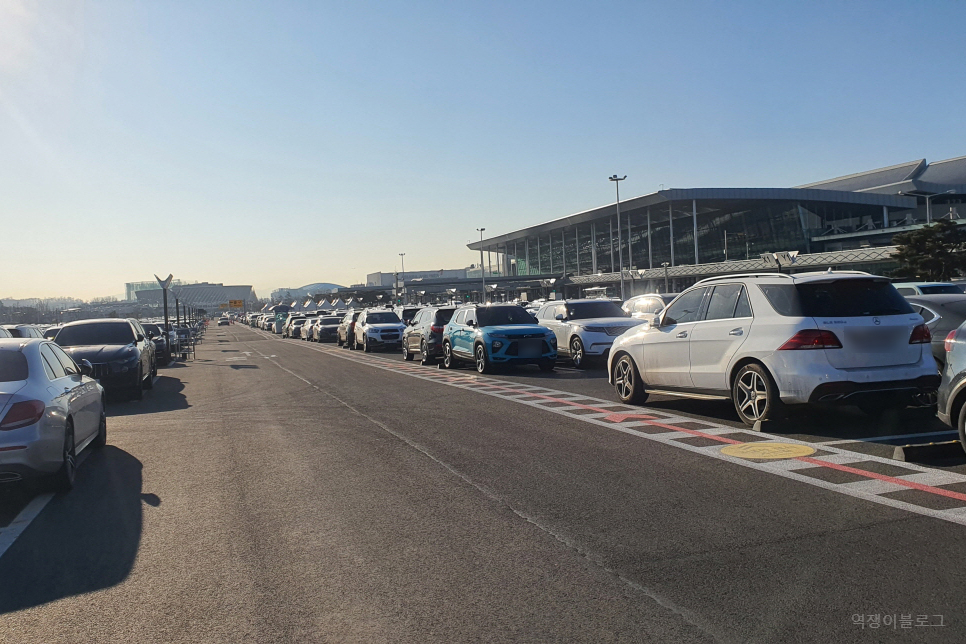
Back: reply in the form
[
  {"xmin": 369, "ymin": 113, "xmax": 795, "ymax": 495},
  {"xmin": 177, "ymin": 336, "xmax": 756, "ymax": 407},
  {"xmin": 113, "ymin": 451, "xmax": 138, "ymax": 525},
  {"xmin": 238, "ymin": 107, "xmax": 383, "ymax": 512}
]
[{"xmin": 3, "ymin": 0, "xmax": 965, "ymax": 299}]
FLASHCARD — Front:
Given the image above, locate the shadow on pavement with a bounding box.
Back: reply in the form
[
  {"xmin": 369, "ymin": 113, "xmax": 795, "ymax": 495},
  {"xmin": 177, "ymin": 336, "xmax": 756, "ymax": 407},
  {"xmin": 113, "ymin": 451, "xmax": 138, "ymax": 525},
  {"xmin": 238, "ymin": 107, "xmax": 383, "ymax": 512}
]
[
  {"xmin": 0, "ymin": 446, "xmax": 148, "ymax": 614},
  {"xmin": 106, "ymin": 375, "xmax": 190, "ymax": 416}
]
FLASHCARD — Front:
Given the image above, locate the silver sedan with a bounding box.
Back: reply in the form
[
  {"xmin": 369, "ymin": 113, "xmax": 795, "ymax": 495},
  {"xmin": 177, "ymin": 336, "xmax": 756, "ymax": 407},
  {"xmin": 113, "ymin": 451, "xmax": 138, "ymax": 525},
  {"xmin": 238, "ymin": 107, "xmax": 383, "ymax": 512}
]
[{"xmin": 0, "ymin": 338, "xmax": 106, "ymax": 491}]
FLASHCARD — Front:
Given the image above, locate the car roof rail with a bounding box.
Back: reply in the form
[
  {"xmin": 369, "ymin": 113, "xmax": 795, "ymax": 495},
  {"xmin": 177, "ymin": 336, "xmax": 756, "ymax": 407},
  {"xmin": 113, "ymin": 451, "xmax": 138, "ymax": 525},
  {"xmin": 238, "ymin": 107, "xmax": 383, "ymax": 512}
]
[{"xmin": 695, "ymin": 273, "xmax": 794, "ymax": 284}]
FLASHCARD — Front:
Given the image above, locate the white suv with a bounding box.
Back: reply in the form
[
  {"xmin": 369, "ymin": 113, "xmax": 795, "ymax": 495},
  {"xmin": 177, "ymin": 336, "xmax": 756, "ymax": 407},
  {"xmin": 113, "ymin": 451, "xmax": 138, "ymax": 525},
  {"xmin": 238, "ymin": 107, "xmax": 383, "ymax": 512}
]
[
  {"xmin": 607, "ymin": 271, "xmax": 940, "ymax": 426},
  {"xmin": 353, "ymin": 309, "xmax": 407, "ymax": 352},
  {"xmin": 535, "ymin": 299, "xmax": 644, "ymax": 368}
]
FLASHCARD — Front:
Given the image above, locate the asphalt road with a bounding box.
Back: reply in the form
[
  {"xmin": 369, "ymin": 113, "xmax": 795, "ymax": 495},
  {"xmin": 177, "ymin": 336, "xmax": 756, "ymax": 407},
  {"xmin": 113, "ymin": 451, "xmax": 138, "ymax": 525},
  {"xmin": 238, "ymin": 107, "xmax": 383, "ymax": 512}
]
[{"xmin": 2, "ymin": 324, "xmax": 966, "ymax": 643}]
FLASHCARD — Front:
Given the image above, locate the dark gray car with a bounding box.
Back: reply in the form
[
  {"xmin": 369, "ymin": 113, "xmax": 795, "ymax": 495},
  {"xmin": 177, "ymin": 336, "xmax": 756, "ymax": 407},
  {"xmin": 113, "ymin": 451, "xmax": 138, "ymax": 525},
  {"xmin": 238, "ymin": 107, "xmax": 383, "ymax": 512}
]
[{"xmin": 401, "ymin": 306, "xmax": 456, "ymax": 364}]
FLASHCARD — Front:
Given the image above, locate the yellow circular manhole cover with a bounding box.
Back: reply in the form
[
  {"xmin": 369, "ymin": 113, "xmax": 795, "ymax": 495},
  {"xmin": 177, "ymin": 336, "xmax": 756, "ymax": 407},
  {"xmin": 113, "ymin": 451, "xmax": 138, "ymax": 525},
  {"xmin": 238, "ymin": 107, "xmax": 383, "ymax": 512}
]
[{"xmin": 720, "ymin": 442, "xmax": 815, "ymax": 460}]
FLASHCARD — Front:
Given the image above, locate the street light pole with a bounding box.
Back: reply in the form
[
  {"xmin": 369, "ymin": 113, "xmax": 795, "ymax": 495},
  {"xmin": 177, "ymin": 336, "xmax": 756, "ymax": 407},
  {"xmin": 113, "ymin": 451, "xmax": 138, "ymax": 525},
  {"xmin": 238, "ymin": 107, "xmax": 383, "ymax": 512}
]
[
  {"xmin": 399, "ymin": 253, "xmax": 406, "ymax": 304},
  {"xmin": 610, "ymin": 175, "xmax": 627, "ymax": 300},
  {"xmin": 476, "ymin": 228, "xmax": 486, "ymax": 303},
  {"xmin": 661, "ymin": 261, "xmax": 670, "ymax": 293}
]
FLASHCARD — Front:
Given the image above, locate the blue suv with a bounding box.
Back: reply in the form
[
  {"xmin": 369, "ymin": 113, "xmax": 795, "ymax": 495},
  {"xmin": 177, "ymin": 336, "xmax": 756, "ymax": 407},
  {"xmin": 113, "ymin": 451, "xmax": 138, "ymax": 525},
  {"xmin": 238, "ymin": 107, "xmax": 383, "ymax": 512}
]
[{"xmin": 442, "ymin": 304, "xmax": 557, "ymax": 373}]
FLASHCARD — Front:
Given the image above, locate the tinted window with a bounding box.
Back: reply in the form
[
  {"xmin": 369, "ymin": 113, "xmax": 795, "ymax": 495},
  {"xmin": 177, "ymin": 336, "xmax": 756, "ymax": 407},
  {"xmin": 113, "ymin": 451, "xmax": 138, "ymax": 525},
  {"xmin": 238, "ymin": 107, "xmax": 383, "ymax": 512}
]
[
  {"xmin": 6, "ymin": 328, "xmax": 23, "ymax": 338},
  {"xmin": 43, "ymin": 327, "xmax": 60, "ymax": 340},
  {"xmin": 567, "ymin": 301, "xmax": 626, "ymax": 319},
  {"xmin": 476, "ymin": 306, "xmax": 536, "ymax": 327},
  {"xmin": 662, "ymin": 289, "xmax": 707, "ymax": 325},
  {"xmin": 142, "ymin": 324, "xmax": 162, "ymax": 336},
  {"xmin": 56, "ymin": 322, "xmax": 136, "ymax": 347},
  {"xmin": 0, "ymin": 351, "xmax": 28, "ymax": 382},
  {"xmin": 49, "ymin": 344, "xmax": 79, "ymax": 375},
  {"xmin": 367, "ymin": 312, "xmax": 400, "ymax": 324},
  {"xmin": 434, "ymin": 309, "xmax": 455, "ymax": 324},
  {"xmin": 705, "ymin": 284, "xmax": 743, "ymax": 321},
  {"xmin": 920, "ymin": 285, "xmax": 964, "ymax": 295},
  {"xmin": 734, "ymin": 287, "xmax": 753, "ymax": 318},
  {"xmin": 760, "ymin": 280, "xmax": 914, "ymax": 317},
  {"xmin": 40, "ymin": 344, "xmax": 67, "ymax": 379},
  {"xmin": 895, "ymin": 287, "xmax": 916, "ymax": 296},
  {"xmin": 453, "ymin": 310, "xmax": 467, "ymax": 325}
]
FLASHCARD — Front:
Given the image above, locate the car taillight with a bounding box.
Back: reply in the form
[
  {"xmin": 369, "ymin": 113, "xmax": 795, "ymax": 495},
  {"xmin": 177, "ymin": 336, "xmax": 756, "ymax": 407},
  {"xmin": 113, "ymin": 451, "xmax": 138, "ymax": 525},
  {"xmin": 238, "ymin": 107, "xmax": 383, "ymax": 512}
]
[
  {"xmin": 0, "ymin": 400, "xmax": 45, "ymax": 431},
  {"xmin": 909, "ymin": 324, "xmax": 931, "ymax": 344},
  {"xmin": 778, "ymin": 329, "xmax": 842, "ymax": 350},
  {"xmin": 431, "ymin": 325, "xmax": 444, "ymax": 333},
  {"xmin": 946, "ymin": 329, "xmax": 958, "ymax": 353}
]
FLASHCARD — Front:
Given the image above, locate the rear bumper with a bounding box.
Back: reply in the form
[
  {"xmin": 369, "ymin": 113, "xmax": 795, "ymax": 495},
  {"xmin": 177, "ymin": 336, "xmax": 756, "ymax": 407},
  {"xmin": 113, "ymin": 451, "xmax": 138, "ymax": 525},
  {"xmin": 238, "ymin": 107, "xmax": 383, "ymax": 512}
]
[{"xmin": 807, "ymin": 375, "xmax": 941, "ymax": 404}]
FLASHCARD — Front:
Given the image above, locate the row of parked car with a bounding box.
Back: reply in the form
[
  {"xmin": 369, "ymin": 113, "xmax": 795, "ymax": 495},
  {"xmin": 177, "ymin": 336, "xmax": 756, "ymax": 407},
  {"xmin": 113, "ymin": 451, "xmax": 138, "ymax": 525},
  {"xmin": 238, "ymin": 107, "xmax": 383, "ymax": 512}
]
[
  {"xmin": 0, "ymin": 317, "xmax": 207, "ymax": 492},
  {"xmin": 249, "ymin": 277, "xmax": 966, "ymax": 443}
]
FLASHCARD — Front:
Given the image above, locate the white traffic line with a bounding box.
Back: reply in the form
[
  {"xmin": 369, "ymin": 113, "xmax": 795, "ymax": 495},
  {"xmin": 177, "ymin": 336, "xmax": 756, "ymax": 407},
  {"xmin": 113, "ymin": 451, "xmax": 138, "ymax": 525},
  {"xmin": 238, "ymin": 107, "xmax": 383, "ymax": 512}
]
[
  {"xmin": 816, "ymin": 430, "xmax": 959, "ymax": 446},
  {"xmin": 253, "ymin": 329, "xmax": 966, "ymax": 528}
]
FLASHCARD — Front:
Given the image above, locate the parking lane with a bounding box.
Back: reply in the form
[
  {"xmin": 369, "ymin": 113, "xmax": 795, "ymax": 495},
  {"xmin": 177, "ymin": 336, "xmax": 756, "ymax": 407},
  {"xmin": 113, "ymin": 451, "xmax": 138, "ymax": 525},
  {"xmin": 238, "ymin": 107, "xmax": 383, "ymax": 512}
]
[
  {"xmin": 245, "ymin": 326, "xmax": 966, "ymax": 641},
  {"xmin": 269, "ymin": 330, "xmax": 966, "ymax": 469}
]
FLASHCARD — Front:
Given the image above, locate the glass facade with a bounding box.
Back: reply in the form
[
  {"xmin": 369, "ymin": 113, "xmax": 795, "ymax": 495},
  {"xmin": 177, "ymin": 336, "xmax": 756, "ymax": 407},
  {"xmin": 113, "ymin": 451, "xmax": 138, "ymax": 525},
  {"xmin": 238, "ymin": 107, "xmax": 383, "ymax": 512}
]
[{"xmin": 482, "ymin": 197, "xmax": 908, "ymax": 278}]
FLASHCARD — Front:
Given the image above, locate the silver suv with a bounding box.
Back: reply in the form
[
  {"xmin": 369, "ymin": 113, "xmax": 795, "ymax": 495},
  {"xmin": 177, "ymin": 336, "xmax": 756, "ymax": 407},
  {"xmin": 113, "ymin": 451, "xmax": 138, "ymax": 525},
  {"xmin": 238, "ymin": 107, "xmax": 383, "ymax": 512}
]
[
  {"xmin": 607, "ymin": 271, "xmax": 940, "ymax": 426},
  {"xmin": 535, "ymin": 299, "xmax": 643, "ymax": 368}
]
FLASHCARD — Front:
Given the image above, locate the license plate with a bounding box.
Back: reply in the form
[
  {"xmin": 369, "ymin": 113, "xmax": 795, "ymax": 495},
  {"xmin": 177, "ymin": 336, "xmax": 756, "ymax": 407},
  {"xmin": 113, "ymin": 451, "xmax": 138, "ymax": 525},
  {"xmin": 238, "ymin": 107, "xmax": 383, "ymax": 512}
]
[{"xmin": 518, "ymin": 339, "xmax": 542, "ymax": 358}]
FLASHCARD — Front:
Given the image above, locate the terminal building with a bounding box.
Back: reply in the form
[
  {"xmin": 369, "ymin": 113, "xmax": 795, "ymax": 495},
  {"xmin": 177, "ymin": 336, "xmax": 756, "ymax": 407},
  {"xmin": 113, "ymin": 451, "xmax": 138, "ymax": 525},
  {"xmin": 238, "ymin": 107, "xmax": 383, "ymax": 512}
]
[
  {"xmin": 134, "ymin": 282, "xmax": 258, "ymax": 311},
  {"xmin": 468, "ymin": 155, "xmax": 966, "ymax": 295}
]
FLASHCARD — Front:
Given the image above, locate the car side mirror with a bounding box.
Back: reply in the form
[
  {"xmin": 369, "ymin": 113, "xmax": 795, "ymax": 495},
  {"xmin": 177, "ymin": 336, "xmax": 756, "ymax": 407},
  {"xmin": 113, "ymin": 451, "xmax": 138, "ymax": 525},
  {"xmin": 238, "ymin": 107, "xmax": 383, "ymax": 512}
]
[
  {"xmin": 136, "ymin": 333, "xmax": 145, "ymax": 342},
  {"xmin": 649, "ymin": 315, "xmax": 662, "ymax": 328},
  {"xmin": 554, "ymin": 313, "xmax": 564, "ymax": 321},
  {"xmin": 78, "ymin": 359, "xmax": 93, "ymax": 377}
]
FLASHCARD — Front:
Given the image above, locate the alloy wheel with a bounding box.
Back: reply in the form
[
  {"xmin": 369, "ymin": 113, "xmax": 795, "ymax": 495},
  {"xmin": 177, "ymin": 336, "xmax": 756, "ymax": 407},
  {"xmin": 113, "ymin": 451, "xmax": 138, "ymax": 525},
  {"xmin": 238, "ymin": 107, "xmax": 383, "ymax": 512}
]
[
  {"xmin": 736, "ymin": 370, "xmax": 768, "ymax": 421},
  {"xmin": 571, "ymin": 338, "xmax": 584, "ymax": 367},
  {"xmin": 614, "ymin": 357, "xmax": 634, "ymax": 400}
]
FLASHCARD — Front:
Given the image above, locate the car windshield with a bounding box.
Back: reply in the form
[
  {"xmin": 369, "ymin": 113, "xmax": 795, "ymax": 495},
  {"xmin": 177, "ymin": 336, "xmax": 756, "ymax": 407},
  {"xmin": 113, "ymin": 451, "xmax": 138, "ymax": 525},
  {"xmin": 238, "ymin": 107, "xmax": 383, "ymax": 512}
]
[
  {"xmin": 567, "ymin": 301, "xmax": 627, "ymax": 319},
  {"xmin": 476, "ymin": 306, "xmax": 535, "ymax": 327},
  {"xmin": 0, "ymin": 351, "xmax": 28, "ymax": 382},
  {"xmin": 920, "ymin": 285, "xmax": 964, "ymax": 294},
  {"xmin": 760, "ymin": 280, "xmax": 914, "ymax": 317},
  {"xmin": 367, "ymin": 312, "xmax": 400, "ymax": 324},
  {"xmin": 142, "ymin": 324, "xmax": 162, "ymax": 336},
  {"xmin": 55, "ymin": 322, "xmax": 136, "ymax": 347}
]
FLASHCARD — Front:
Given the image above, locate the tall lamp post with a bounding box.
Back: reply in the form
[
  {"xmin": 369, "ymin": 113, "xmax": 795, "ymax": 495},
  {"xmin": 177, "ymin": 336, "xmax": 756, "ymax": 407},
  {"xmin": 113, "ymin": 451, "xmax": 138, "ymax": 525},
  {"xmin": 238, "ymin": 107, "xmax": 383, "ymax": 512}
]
[
  {"xmin": 609, "ymin": 175, "xmax": 627, "ymax": 299},
  {"xmin": 398, "ymin": 253, "xmax": 406, "ymax": 304},
  {"xmin": 476, "ymin": 228, "xmax": 486, "ymax": 303},
  {"xmin": 661, "ymin": 261, "xmax": 670, "ymax": 293}
]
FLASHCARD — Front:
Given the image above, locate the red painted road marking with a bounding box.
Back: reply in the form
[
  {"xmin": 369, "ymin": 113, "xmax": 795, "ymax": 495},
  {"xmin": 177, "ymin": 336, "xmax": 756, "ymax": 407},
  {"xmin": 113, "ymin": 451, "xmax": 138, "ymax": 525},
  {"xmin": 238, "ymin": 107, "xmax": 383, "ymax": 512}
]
[{"xmin": 796, "ymin": 457, "xmax": 966, "ymax": 502}]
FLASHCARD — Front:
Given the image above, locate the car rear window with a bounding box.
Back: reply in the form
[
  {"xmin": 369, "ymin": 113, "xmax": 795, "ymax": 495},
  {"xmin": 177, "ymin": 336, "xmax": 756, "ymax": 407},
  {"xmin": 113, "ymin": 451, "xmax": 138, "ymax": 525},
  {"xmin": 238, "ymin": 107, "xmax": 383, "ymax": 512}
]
[
  {"xmin": 435, "ymin": 309, "xmax": 456, "ymax": 324},
  {"xmin": 760, "ymin": 280, "xmax": 914, "ymax": 317},
  {"xmin": 55, "ymin": 322, "xmax": 136, "ymax": 347},
  {"xmin": 0, "ymin": 351, "xmax": 28, "ymax": 382},
  {"xmin": 920, "ymin": 285, "xmax": 964, "ymax": 295}
]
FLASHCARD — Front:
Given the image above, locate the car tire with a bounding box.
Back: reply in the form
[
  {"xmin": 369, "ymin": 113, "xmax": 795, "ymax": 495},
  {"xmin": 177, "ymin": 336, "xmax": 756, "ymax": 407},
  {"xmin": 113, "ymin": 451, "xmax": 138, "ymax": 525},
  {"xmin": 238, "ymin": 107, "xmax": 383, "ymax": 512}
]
[
  {"xmin": 732, "ymin": 363, "xmax": 784, "ymax": 426},
  {"xmin": 363, "ymin": 336, "xmax": 371, "ymax": 353},
  {"xmin": 92, "ymin": 409, "xmax": 107, "ymax": 448},
  {"xmin": 337, "ymin": 335, "xmax": 344, "ymax": 347},
  {"xmin": 570, "ymin": 337, "xmax": 587, "ymax": 369},
  {"xmin": 420, "ymin": 340, "xmax": 435, "ymax": 365},
  {"xmin": 538, "ymin": 359, "xmax": 555, "ymax": 372},
  {"xmin": 442, "ymin": 342, "xmax": 455, "ymax": 369},
  {"xmin": 130, "ymin": 366, "xmax": 144, "ymax": 401},
  {"xmin": 612, "ymin": 354, "xmax": 647, "ymax": 404},
  {"xmin": 403, "ymin": 342, "xmax": 414, "ymax": 361},
  {"xmin": 51, "ymin": 421, "xmax": 76, "ymax": 493},
  {"xmin": 475, "ymin": 344, "xmax": 491, "ymax": 374},
  {"xmin": 144, "ymin": 362, "xmax": 155, "ymax": 390}
]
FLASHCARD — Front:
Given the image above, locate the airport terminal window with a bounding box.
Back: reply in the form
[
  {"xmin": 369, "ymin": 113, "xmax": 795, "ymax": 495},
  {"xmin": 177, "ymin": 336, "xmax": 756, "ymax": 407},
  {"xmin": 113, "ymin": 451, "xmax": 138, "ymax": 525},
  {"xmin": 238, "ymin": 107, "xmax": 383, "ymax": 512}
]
[
  {"xmin": 595, "ymin": 221, "xmax": 612, "ymax": 273},
  {"xmin": 578, "ymin": 225, "xmax": 593, "ymax": 275}
]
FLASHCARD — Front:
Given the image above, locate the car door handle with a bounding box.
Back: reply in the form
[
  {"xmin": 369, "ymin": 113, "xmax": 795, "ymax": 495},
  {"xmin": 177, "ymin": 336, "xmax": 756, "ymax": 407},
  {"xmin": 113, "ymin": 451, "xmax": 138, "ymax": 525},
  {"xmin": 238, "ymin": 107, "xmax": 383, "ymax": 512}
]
[
  {"xmin": 729, "ymin": 328, "xmax": 743, "ymax": 336},
  {"xmin": 676, "ymin": 331, "xmax": 688, "ymax": 338}
]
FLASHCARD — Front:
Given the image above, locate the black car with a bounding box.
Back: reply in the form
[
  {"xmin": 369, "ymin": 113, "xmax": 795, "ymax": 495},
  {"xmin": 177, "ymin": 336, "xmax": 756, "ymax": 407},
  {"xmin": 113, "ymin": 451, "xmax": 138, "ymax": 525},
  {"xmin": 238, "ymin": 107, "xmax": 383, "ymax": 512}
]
[
  {"xmin": 55, "ymin": 319, "xmax": 157, "ymax": 400},
  {"xmin": 904, "ymin": 294, "xmax": 966, "ymax": 369},
  {"xmin": 142, "ymin": 323, "xmax": 170, "ymax": 366},
  {"xmin": 402, "ymin": 306, "xmax": 456, "ymax": 364}
]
